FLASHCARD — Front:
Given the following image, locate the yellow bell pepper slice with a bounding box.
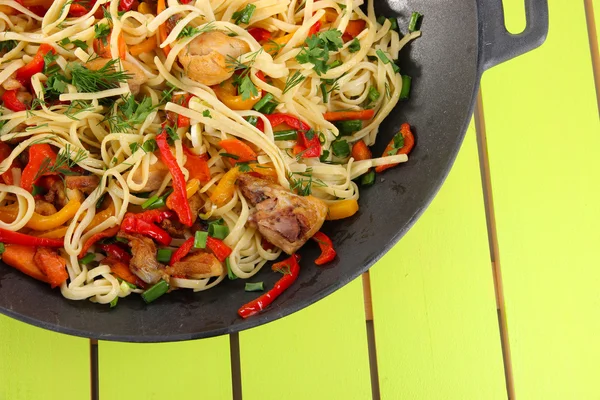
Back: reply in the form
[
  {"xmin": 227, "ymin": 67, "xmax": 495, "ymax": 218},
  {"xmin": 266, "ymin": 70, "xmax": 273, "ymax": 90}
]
[
  {"xmin": 0, "ymin": 199, "xmax": 81, "ymax": 231},
  {"xmin": 85, "ymin": 201, "xmax": 115, "ymax": 232},
  {"xmin": 35, "ymin": 226, "xmax": 69, "ymax": 239},
  {"xmin": 263, "ymin": 33, "xmax": 293, "ymax": 55},
  {"xmin": 212, "ymin": 78, "xmax": 262, "ymax": 110},
  {"xmin": 326, "ymin": 199, "xmax": 359, "ymax": 220},
  {"xmin": 210, "ymin": 167, "xmax": 241, "ymax": 207}
]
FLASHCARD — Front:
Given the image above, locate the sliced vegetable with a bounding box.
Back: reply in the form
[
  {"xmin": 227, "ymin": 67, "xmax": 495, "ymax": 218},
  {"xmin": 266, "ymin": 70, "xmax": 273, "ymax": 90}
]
[
  {"xmin": 99, "ymin": 244, "xmax": 132, "ymax": 263},
  {"xmin": 247, "ymin": 28, "xmax": 272, "ymax": 43},
  {"xmin": 170, "ymin": 236, "xmax": 194, "ymax": 265},
  {"xmin": 183, "ymin": 147, "xmax": 211, "ymax": 183},
  {"xmin": 93, "ymin": 32, "xmax": 127, "ymax": 59},
  {"xmin": 141, "ymin": 279, "xmax": 169, "ymax": 303},
  {"xmin": 331, "ymin": 140, "xmax": 350, "ymax": 158},
  {"xmin": 106, "ymin": 256, "xmax": 139, "ymax": 285},
  {"xmin": 245, "ymin": 282, "xmax": 264, "ymax": 292},
  {"xmin": 15, "ymin": 43, "xmax": 55, "ymax": 85},
  {"xmin": 409, "ymin": 12, "xmax": 423, "ymax": 32},
  {"xmin": 79, "ymin": 226, "xmax": 120, "ymax": 257},
  {"xmin": 157, "ymin": 248, "xmax": 172, "ymax": 263},
  {"xmin": 213, "ymin": 78, "xmax": 262, "ymax": 110},
  {"xmin": 33, "ymin": 247, "xmax": 68, "ymax": 288},
  {"xmin": 238, "ymin": 254, "xmax": 301, "ymax": 318},
  {"xmin": 323, "ymin": 109, "xmax": 375, "ymax": 122},
  {"xmin": 79, "ymin": 253, "xmax": 96, "ymax": 265},
  {"xmin": 124, "ymin": 209, "xmax": 173, "ymax": 225},
  {"xmin": 218, "ymin": 139, "xmax": 258, "ymax": 162},
  {"xmin": 0, "ymin": 228, "xmax": 63, "ymax": 247},
  {"xmin": 206, "ymin": 236, "xmax": 232, "ymax": 262},
  {"xmin": 375, "ymin": 123, "xmax": 415, "ymax": 173},
  {"xmin": 351, "ymin": 139, "xmax": 372, "ymax": 161},
  {"xmin": 361, "ymin": 170, "xmax": 376, "ymax": 186},
  {"xmin": 20, "ymin": 144, "xmax": 57, "ymax": 193},
  {"xmin": 1, "ymin": 244, "xmax": 47, "ymax": 282},
  {"xmin": 344, "ymin": 20, "xmax": 366, "ymax": 40},
  {"xmin": 209, "ymin": 166, "xmax": 241, "ymax": 207},
  {"xmin": 273, "ymin": 130, "xmax": 298, "ymax": 141},
  {"xmin": 208, "ymin": 223, "xmax": 229, "ymax": 240},
  {"xmin": 156, "ymin": 0, "xmax": 170, "ymax": 56},
  {"xmin": 400, "ymin": 75, "xmax": 412, "ymax": 100},
  {"xmin": 1, "ymin": 90, "xmax": 27, "ymax": 112},
  {"xmin": 120, "ymin": 217, "xmax": 172, "ymax": 245},
  {"xmin": 226, "ymin": 257, "xmax": 237, "ymax": 280},
  {"xmin": 252, "ymin": 93, "xmax": 274, "ymax": 112},
  {"xmin": 312, "ymin": 231, "xmax": 336, "ymax": 265},
  {"xmin": 0, "ymin": 142, "xmax": 19, "ymax": 185},
  {"xmin": 326, "ymin": 199, "xmax": 359, "ymax": 220},
  {"xmin": 193, "ymin": 231, "xmax": 208, "ymax": 249},
  {"xmin": 335, "ymin": 120, "xmax": 362, "ymax": 136},
  {"xmin": 129, "ymin": 35, "xmax": 156, "ymax": 56}
]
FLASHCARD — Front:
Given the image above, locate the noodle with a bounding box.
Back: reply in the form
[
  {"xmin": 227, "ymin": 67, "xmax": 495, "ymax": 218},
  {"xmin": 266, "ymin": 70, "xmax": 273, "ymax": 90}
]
[{"xmin": 0, "ymin": 0, "xmax": 418, "ymax": 305}]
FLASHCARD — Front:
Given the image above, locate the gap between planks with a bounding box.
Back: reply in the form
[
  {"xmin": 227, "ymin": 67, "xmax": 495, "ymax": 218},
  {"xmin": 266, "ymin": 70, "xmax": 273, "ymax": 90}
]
[
  {"xmin": 362, "ymin": 271, "xmax": 381, "ymax": 400},
  {"xmin": 474, "ymin": 90, "xmax": 515, "ymax": 400},
  {"xmin": 584, "ymin": 0, "xmax": 600, "ymax": 114},
  {"xmin": 90, "ymin": 339, "xmax": 99, "ymax": 400}
]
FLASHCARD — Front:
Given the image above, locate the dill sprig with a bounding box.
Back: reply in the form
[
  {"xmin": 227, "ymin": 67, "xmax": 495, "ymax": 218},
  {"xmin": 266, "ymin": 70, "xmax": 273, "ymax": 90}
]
[
  {"xmin": 283, "ymin": 71, "xmax": 305, "ymax": 94},
  {"xmin": 227, "ymin": 48, "xmax": 263, "ymax": 100},
  {"xmin": 103, "ymin": 95, "xmax": 155, "ymax": 133},
  {"xmin": 287, "ymin": 168, "xmax": 327, "ymax": 196},
  {"xmin": 69, "ymin": 59, "xmax": 132, "ymax": 93},
  {"xmin": 34, "ymin": 144, "xmax": 87, "ymax": 180}
]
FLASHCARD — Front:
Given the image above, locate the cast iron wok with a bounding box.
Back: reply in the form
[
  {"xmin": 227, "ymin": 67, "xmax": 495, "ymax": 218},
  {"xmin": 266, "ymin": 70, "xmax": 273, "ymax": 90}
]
[{"xmin": 0, "ymin": 0, "xmax": 548, "ymax": 342}]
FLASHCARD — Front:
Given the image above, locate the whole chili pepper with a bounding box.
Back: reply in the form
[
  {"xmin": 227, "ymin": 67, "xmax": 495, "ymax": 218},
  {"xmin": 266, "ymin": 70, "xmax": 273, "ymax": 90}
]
[
  {"xmin": 15, "ymin": 43, "xmax": 55, "ymax": 85},
  {"xmin": 1, "ymin": 90, "xmax": 27, "ymax": 112},
  {"xmin": 98, "ymin": 243, "xmax": 132, "ymax": 263},
  {"xmin": 124, "ymin": 209, "xmax": 174, "ymax": 225},
  {"xmin": 169, "ymin": 237, "xmax": 194, "ymax": 266},
  {"xmin": 156, "ymin": 131, "xmax": 193, "ymax": 226},
  {"xmin": 0, "ymin": 227, "xmax": 63, "ymax": 247},
  {"xmin": 312, "ymin": 232, "xmax": 336, "ymax": 265},
  {"xmin": 20, "ymin": 144, "xmax": 58, "ymax": 193},
  {"xmin": 206, "ymin": 236, "xmax": 232, "ymax": 262},
  {"xmin": 238, "ymin": 254, "xmax": 301, "ymax": 318},
  {"xmin": 120, "ymin": 216, "xmax": 172, "ymax": 246},
  {"xmin": 247, "ymin": 27, "xmax": 272, "ymax": 43},
  {"xmin": 79, "ymin": 226, "xmax": 120, "ymax": 257}
]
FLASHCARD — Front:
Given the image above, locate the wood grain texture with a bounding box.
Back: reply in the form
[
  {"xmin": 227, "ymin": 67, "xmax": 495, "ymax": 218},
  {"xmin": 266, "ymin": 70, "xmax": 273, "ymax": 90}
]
[
  {"xmin": 239, "ymin": 278, "xmax": 371, "ymax": 400},
  {"xmin": 98, "ymin": 336, "xmax": 232, "ymax": 400},
  {"xmin": 0, "ymin": 314, "xmax": 90, "ymax": 400},
  {"xmin": 370, "ymin": 123, "xmax": 507, "ymax": 400},
  {"xmin": 481, "ymin": 0, "xmax": 600, "ymax": 398}
]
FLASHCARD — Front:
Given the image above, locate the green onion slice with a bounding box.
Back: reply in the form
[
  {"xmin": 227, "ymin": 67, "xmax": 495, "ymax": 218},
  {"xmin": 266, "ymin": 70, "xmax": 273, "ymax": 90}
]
[
  {"xmin": 141, "ymin": 280, "xmax": 169, "ymax": 304},
  {"xmin": 245, "ymin": 282, "xmax": 264, "ymax": 292},
  {"xmin": 194, "ymin": 231, "xmax": 208, "ymax": 249}
]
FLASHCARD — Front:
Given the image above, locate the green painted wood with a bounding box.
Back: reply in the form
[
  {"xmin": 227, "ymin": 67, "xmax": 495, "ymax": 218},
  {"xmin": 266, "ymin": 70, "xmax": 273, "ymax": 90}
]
[
  {"xmin": 0, "ymin": 314, "xmax": 90, "ymax": 400},
  {"xmin": 370, "ymin": 123, "xmax": 507, "ymax": 399},
  {"xmin": 481, "ymin": 0, "xmax": 600, "ymax": 398},
  {"xmin": 239, "ymin": 278, "xmax": 371, "ymax": 400},
  {"xmin": 98, "ymin": 336, "xmax": 232, "ymax": 400}
]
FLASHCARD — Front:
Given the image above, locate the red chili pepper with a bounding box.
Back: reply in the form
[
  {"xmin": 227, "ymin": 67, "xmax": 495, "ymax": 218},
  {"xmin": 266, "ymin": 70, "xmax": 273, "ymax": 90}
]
[
  {"xmin": 238, "ymin": 254, "xmax": 301, "ymax": 318},
  {"xmin": 15, "ymin": 43, "xmax": 55, "ymax": 85},
  {"xmin": 120, "ymin": 216, "xmax": 172, "ymax": 246},
  {"xmin": 183, "ymin": 147, "xmax": 211, "ymax": 183},
  {"xmin": 79, "ymin": 226, "xmax": 120, "ymax": 258},
  {"xmin": 98, "ymin": 243, "xmax": 132, "ymax": 263},
  {"xmin": 1, "ymin": 90, "xmax": 27, "ymax": 112},
  {"xmin": 124, "ymin": 209, "xmax": 174, "ymax": 225},
  {"xmin": 248, "ymin": 27, "xmax": 272, "ymax": 43},
  {"xmin": 156, "ymin": 131, "xmax": 193, "ymax": 226},
  {"xmin": 118, "ymin": 0, "xmax": 138, "ymax": 11},
  {"xmin": 308, "ymin": 20, "xmax": 321, "ymax": 36},
  {"xmin": 20, "ymin": 144, "xmax": 58, "ymax": 193},
  {"xmin": 312, "ymin": 232, "xmax": 336, "ymax": 265},
  {"xmin": 169, "ymin": 237, "xmax": 194, "ymax": 265},
  {"xmin": 206, "ymin": 236, "xmax": 232, "ymax": 262},
  {"xmin": 0, "ymin": 228, "xmax": 63, "ymax": 247}
]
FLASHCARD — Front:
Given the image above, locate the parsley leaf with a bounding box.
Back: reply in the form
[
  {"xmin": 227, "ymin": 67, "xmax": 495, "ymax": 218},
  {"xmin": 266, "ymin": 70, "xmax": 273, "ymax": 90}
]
[
  {"xmin": 103, "ymin": 95, "xmax": 156, "ymax": 133},
  {"xmin": 94, "ymin": 23, "xmax": 111, "ymax": 45},
  {"xmin": 348, "ymin": 38, "xmax": 360, "ymax": 53},
  {"xmin": 232, "ymin": 4, "xmax": 256, "ymax": 25},
  {"xmin": 177, "ymin": 26, "xmax": 200, "ymax": 39},
  {"xmin": 0, "ymin": 40, "xmax": 17, "ymax": 53},
  {"xmin": 202, "ymin": 110, "xmax": 212, "ymax": 118},
  {"xmin": 295, "ymin": 30, "xmax": 343, "ymax": 75},
  {"xmin": 238, "ymin": 75, "xmax": 258, "ymax": 100}
]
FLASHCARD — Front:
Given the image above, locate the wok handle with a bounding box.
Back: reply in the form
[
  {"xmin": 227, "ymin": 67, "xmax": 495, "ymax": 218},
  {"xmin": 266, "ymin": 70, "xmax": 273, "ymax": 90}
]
[{"xmin": 477, "ymin": 0, "xmax": 549, "ymax": 70}]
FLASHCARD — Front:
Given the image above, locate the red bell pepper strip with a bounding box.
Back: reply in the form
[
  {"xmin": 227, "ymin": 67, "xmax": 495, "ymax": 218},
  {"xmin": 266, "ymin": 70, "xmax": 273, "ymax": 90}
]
[
  {"xmin": 118, "ymin": 0, "xmax": 138, "ymax": 11},
  {"xmin": 323, "ymin": 109, "xmax": 375, "ymax": 121},
  {"xmin": 260, "ymin": 113, "xmax": 321, "ymax": 157},
  {"xmin": 20, "ymin": 144, "xmax": 57, "ymax": 193},
  {"xmin": 238, "ymin": 254, "xmax": 301, "ymax": 318},
  {"xmin": 1, "ymin": 90, "xmax": 27, "ymax": 112},
  {"xmin": 124, "ymin": 209, "xmax": 173, "ymax": 225},
  {"xmin": 15, "ymin": 43, "xmax": 55, "ymax": 85},
  {"xmin": 312, "ymin": 232, "xmax": 336, "ymax": 265},
  {"xmin": 120, "ymin": 216, "xmax": 172, "ymax": 246},
  {"xmin": 248, "ymin": 27, "xmax": 272, "ymax": 43},
  {"xmin": 296, "ymin": 130, "xmax": 321, "ymax": 158},
  {"xmin": 0, "ymin": 227, "xmax": 63, "ymax": 247},
  {"xmin": 375, "ymin": 123, "xmax": 415, "ymax": 173},
  {"xmin": 98, "ymin": 243, "xmax": 132, "ymax": 263},
  {"xmin": 183, "ymin": 147, "xmax": 211, "ymax": 183},
  {"xmin": 0, "ymin": 142, "xmax": 18, "ymax": 185},
  {"xmin": 265, "ymin": 113, "xmax": 310, "ymax": 131},
  {"xmin": 166, "ymin": 94, "xmax": 192, "ymax": 128},
  {"xmin": 206, "ymin": 236, "xmax": 232, "ymax": 262},
  {"xmin": 169, "ymin": 236, "xmax": 194, "ymax": 265},
  {"xmin": 79, "ymin": 226, "xmax": 120, "ymax": 258},
  {"xmin": 69, "ymin": 3, "xmax": 89, "ymax": 16},
  {"xmin": 156, "ymin": 131, "xmax": 193, "ymax": 226},
  {"xmin": 308, "ymin": 20, "xmax": 321, "ymax": 36}
]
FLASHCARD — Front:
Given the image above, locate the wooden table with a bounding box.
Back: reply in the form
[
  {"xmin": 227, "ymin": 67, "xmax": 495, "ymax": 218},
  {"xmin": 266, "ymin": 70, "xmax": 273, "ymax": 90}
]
[{"xmin": 1, "ymin": 1, "xmax": 598, "ymax": 398}]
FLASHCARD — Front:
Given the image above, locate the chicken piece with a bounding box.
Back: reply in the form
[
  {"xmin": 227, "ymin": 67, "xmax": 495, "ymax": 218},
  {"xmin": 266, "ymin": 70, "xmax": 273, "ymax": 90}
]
[
  {"xmin": 159, "ymin": 193, "xmax": 204, "ymax": 237},
  {"xmin": 34, "ymin": 199, "xmax": 57, "ymax": 216},
  {"xmin": 237, "ymin": 175, "xmax": 328, "ymax": 254},
  {"xmin": 2, "ymin": 78, "xmax": 22, "ymax": 91},
  {"xmin": 84, "ymin": 58, "xmax": 147, "ymax": 95},
  {"xmin": 124, "ymin": 159, "xmax": 169, "ymax": 192},
  {"xmin": 165, "ymin": 251, "xmax": 223, "ymax": 279},
  {"xmin": 117, "ymin": 232, "xmax": 165, "ymax": 284},
  {"xmin": 178, "ymin": 31, "xmax": 250, "ymax": 86},
  {"xmin": 65, "ymin": 175, "xmax": 99, "ymax": 194},
  {"xmin": 42, "ymin": 177, "xmax": 83, "ymax": 208}
]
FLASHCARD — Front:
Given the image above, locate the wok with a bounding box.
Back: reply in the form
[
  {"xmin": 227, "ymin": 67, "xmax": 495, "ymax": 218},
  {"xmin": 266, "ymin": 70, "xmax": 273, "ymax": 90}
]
[{"xmin": 0, "ymin": 0, "xmax": 548, "ymax": 341}]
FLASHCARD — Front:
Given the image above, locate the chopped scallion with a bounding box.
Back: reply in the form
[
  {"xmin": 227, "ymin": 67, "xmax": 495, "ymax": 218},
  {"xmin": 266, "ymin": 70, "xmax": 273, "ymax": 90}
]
[
  {"xmin": 274, "ymin": 130, "xmax": 298, "ymax": 141},
  {"xmin": 109, "ymin": 297, "xmax": 118, "ymax": 308},
  {"xmin": 368, "ymin": 86, "xmax": 380, "ymax": 103},
  {"xmin": 194, "ymin": 231, "xmax": 208, "ymax": 249},
  {"xmin": 260, "ymin": 101, "xmax": 279, "ymax": 114},
  {"xmin": 31, "ymin": 184, "xmax": 44, "ymax": 196},
  {"xmin": 400, "ymin": 75, "xmax": 412, "ymax": 100},
  {"xmin": 335, "ymin": 120, "xmax": 362, "ymax": 136},
  {"xmin": 376, "ymin": 49, "xmax": 391, "ymax": 64},
  {"xmin": 226, "ymin": 258, "xmax": 237, "ymax": 280},
  {"xmin": 245, "ymin": 282, "xmax": 264, "ymax": 292},
  {"xmin": 245, "ymin": 115, "xmax": 258, "ymax": 126},
  {"xmin": 156, "ymin": 249, "xmax": 173, "ymax": 263},
  {"xmin": 253, "ymin": 93, "xmax": 274, "ymax": 112},
  {"xmin": 80, "ymin": 253, "xmax": 96, "ymax": 265},
  {"xmin": 141, "ymin": 279, "xmax": 169, "ymax": 303},
  {"xmin": 361, "ymin": 170, "xmax": 376, "ymax": 186},
  {"xmin": 0, "ymin": 243, "xmax": 5, "ymax": 254},
  {"xmin": 331, "ymin": 140, "xmax": 350, "ymax": 157},
  {"xmin": 209, "ymin": 223, "xmax": 229, "ymax": 240},
  {"xmin": 320, "ymin": 83, "xmax": 328, "ymax": 103},
  {"xmin": 408, "ymin": 12, "xmax": 423, "ymax": 32},
  {"xmin": 348, "ymin": 38, "xmax": 360, "ymax": 53},
  {"xmin": 388, "ymin": 17, "xmax": 399, "ymax": 31},
  {"xmin": 329, "ymin": 60, "xmax": 342, "ymax": 68}
]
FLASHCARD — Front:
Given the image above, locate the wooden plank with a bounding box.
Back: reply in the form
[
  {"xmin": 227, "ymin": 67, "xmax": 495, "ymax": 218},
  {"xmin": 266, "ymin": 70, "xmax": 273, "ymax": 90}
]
[
  {"xmin": 370, "ymin": 122, "xmax": 508, "ymax": 399},
  {"xmin": 98, "ymin": 336, "xmax": 232, "ymax": 399},
  {"xmin": 480, "ymin": 0, "xmax": 600, "ymax": 398},
  {"xmin": 239, "ymin": 278, "xmax": 371, "ymax": 400},
  {"xmin": 0, "ymin": 315, "xmax": 90, "ymax": 400}
]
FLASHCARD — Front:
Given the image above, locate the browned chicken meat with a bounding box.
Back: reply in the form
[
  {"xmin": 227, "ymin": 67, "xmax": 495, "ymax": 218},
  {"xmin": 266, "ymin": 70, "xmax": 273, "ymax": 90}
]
[
  {"xmin": 165, "ymin": 251, "xmax": 223, "ymax": 279},
  {"xmin": 159, "ymin": 193, "xmax": 204, "ymax": 237},
  {"xmin": 34, "ymin": 199, "xmax": 57, "ymax": 216},
  {"xmin": 65, "ymin": 175, "xmax": 99, "ymax": 193},
  {"xmin": 84, "ymin": 58, "xmax": 147, "ymax": 94},
  {"xmin": 117, "ymin": 232, "xmax": 165, "ymax": 284},
  {"xmin": 237, "ymin": 175, "xmax": 328, "ymax": 254},
  {"xmin": 178, "ymin": 31, "xmax": 250, "ymax": 86}
]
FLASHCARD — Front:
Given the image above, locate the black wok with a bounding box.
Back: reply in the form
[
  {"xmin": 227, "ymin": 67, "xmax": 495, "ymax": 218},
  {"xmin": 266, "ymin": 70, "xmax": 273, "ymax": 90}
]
[{"xmin": 0, "ymin": 0, "xmax": 548, "ymax": 342}]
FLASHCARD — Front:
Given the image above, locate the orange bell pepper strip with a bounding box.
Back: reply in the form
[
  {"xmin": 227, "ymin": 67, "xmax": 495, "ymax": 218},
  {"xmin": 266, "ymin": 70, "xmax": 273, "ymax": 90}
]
[
  {"xmin": 93, "ymin": 32, "xmax": 127, "ymax": 59},
  {"xmin": 104, "ymin": 256, "xmax": 140, "ymax": 286},
  {"xmin": 218, "ymin": 138, "xmax": 258, "ymax": 162},
  {"xmin": 85, "ymin": 202, "xmax": 115, "ymax": 232},
  {"xmin": 312, "ymin": 231, "xmax": 336, "ymax": 265},
  {"xmin": 129, "ymin": 35, "xmax": 157, "ymax": 56},
  {"xmin": 212, "ymin": 78, "xmax": 262, "ymax": 110},
  {"xmin": 263, "ymin": 33, "xmax": 293, "ymax": 55},
  {"xmin": 157, "ymin": 0, "xmax": 170, "ymax": 56},
  {"xmin": 343, "ymin": 19, "xmax": 366, "ymax": 41},
  {"xmin": 183, "ymin": 147, "xmax": 211, "ymax": 183},
  {"xmin": 79, "ymin": 226, "xmax": 120, "ymax": 258},
  {"xmin": 326, "ymin": 199, "xmax": 359, "ymax": 220},
  {"xmin": 33, "ymin": 247, "xmax": 68, "ymax": 288},
  {"xmin": 323, "ymin": 8, "xmax": 338, "ymax": 22},
  {"xmin": 323, "ymin": 109, "xmax": 375, "ymax": 122},
  {"xmin": 351, "ymin": 139, "xmax": 372, "ymax": 161},
  {"xmin": 20, "ymin": 144, "xmax": 57, "ymax": 193},
  {"xmin": 375, "ymin": 123, "xmax": 415, "ymax": 173},
  {"xmin": 2, "ymin": 244, "xmax": 48, "ymax": 283}
]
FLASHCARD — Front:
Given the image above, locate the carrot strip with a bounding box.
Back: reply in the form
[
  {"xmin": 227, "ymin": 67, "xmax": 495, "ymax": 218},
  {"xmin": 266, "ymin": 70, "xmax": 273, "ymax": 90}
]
[
  {"xmin": 323, "ymin": 109, "xmax": 375, "ymax": 121},
  {"xmin": 33, "ymin": 247, "xmax": 68, "ymax": 288},
  {"xmin": 218, "ymin": 139, "xmax": 258, "ymax": 162},
  {"xmin": 2, "ymin": 244, "xmax": 47, "ymax": 283}
]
